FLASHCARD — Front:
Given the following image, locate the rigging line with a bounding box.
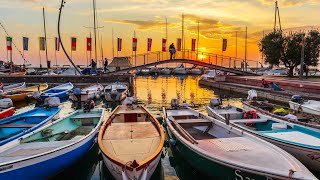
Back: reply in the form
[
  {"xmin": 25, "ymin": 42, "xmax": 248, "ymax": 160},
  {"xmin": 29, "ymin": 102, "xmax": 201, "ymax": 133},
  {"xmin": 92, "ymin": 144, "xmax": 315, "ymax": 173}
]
[{"xmin": 0, "ymin": 22, "xmax": 25, "ymax": 61}]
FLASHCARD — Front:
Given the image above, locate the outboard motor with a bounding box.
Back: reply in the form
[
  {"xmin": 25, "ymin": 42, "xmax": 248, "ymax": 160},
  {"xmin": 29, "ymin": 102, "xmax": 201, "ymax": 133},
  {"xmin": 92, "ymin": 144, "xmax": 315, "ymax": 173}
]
[
  {"xmin": 247, "ymin": 90, "xmax": 257, "ymax": 101},
  {"xmin": 32, "ymin": 91, "xmax": 41, "ymax": 100},
  {"xmin": 0, "ymin": 98, "xmax": 13, "ymax": 109},
  {"xmin": 210, "ymin": 98, "xmax": 221, "ymax": 107},
  {"xmin": 171, "ymin": 98, "xmax": 179, "ymax": 109},
  {"xmin": 44, "ymin": 97, "xmax": 61, "ymax": 107},
  {"xmin": 83, "ymin": 100, "xmax": 94, "ymax": 112},
  {"xmin": 291, "ymin": 95, "xmax": 303, "ymax": 104}
]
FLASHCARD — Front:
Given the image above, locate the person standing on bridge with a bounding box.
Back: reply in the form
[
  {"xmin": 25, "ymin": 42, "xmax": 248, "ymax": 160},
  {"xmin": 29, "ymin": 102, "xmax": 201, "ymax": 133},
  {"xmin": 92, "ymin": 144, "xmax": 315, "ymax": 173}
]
[
  {"xmin": 89, "ymin": 59, "xmax": 97, "ymax": 74},
  {"xmin": 169, "ymin": 43, "xmax": 176, "ymax": 60},
  {"xmin": 104, "ymin": 58, "xmax": 108, "ymax": 73}
]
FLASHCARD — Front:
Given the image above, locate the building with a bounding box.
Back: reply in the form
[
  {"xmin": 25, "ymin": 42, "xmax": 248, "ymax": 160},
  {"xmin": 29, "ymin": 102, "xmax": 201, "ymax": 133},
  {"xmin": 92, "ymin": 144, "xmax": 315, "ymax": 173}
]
[{"xmin": 108, "ymin": 57, "xmax": 132, "ymax": 71}]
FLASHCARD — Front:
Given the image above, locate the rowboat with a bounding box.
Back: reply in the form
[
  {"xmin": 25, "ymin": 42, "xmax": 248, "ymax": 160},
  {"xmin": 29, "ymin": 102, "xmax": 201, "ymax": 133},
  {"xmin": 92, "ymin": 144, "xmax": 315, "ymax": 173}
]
[
  {"xmin": 1, "ymin": 82, "xmax": 26, "ymax": 94},
  {"xmin": 69, "ymin": 83, "xmax": 104, "ymax": 102},
  {"xmin": 164, "ymin": 106, "xmax": 316, "ymax": 179},
  {"xmin": 41, "ymin": 82, "xmax": 74, "ymax": 100},
  {"xmin": 242, "ymin": 100, "xmax": 320, "ymax": 129},
  {"xmin": 4, "ymin": 83, "xmax": 49, "ymax": 102},
  {"xmin": 0, "ymin": 109, "xmax": 105, "ymax": 179},
  {"xmin": 206, "ymin": 99, "xmax": 320, "ymax": 173},
  {"xmin": 104, "ymin": 82, "xmax": 128, "ymax": 103},
  {"xmin": 188, "ymin": 67, "xmax": 202, "ymax": 75},
  {"xmin": 0, "ymin": 107, "xmax": 15, "ymax": 120},
  {"xmin": 160, "ymin": 68, "xmax": 171, "ymax": 75},
  {"xmin": 150, "ymin": 66, "xmax": 160, "ymax": 75},
  {"xmin": 289, "ymin": 99, "xmax": 320, "ymax": 116},
  {"xmin": 173, "ymin": 64, "xmax": 187, "ymax": 75},
  {"xmin": 0, "ymin": 107, "xmax": 61, "ymax": 146},
  {"xmin": 98, "ymin": 101, "xmax": 165, "ymax": 180}
]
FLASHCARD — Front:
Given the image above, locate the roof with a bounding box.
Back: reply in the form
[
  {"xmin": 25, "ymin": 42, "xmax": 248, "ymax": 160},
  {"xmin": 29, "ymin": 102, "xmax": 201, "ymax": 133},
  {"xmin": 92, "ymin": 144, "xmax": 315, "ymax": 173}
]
[{"xmin": 108, "ymin": 57, "xmax": 132, "ymax": 68}]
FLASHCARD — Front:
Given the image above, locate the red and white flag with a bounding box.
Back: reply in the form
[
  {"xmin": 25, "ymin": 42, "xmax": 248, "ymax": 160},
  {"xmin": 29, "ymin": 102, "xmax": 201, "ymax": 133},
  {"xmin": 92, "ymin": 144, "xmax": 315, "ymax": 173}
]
[
  {"xmin": 132, "ymin": 38, "xmax": 137, "ymax": 51},
  {"xmin": 177, "ymin": 38, "xmax": 182, "ymax": 51},
  {"xmin": 191, "ymin": 39, "xmax": 196, "ymax": 51},
  {"xmin": 6, "ymin": 37, "xmax": 12, "ymax": 51},
  {"xmin": 87, "ymin": 37, "xmax": 92, "ymax": 51},
  {"xmin": 55, "ymin": 37, "xmax": 60, "ymax": 51},
  {"xmin": 162, "ymin": 38, "xmax": 167, "ymax": 52},
  {"xmin": 117, "ymin": 38, "xmax": 122, "ymax": 51},
  {"xmin": 147, "ymin": 38, "xmax": 152, "ymax": 51}
]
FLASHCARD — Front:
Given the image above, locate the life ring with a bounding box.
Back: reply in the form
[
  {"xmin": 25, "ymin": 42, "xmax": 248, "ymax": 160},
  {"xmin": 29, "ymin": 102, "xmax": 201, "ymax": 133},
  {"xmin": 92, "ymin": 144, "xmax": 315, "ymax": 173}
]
[{"xmin": 243, "ymin": 110, "xmax": 257, "ymax": 127}]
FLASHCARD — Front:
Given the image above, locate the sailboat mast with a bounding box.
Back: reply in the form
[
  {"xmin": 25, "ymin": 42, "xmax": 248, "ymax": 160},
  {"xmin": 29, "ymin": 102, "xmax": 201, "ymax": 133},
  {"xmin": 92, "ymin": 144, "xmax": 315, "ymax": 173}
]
[
  {"xmin": 182, "ymin": 13, "xmax": 184, "ymax": 58},
  {"xmin": 197, "ymin": 20, "xmax": 199, "ymax": 60},
  {"xmin": 112, "ymin": 28, "xmax": 114, "ymax": 58},
  {"xmin": 43, "ymin": 7, "xmax": 49, "ymax": 71},
  {"xmin": 245, "ymin": 26, "xmax": 248, "ymax": 71},
  {"xmin": 93, "ymin": 0, "xmax": 98, "ymax": 63},
  {"xmin": 101, "ymin": 35, "xmax": 104, "ymax": 61}
]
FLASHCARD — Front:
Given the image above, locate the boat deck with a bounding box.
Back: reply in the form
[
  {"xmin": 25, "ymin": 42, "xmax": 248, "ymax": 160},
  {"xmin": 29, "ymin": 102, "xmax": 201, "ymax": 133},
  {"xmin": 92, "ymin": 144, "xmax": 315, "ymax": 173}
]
[
  {"xmin": 0, "ymin": 137, "xmax": 82, "ymax": 163},
  {"xmin": 101, "ymin": 122, "xmax": 161, "ymax": 163}
]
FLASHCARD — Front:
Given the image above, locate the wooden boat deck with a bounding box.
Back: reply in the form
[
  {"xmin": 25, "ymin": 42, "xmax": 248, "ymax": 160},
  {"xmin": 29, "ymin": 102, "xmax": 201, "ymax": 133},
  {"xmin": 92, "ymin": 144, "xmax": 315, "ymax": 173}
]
[{"xmin": 101, "ymin": 122, "xmax": 161, "ymax": 163}]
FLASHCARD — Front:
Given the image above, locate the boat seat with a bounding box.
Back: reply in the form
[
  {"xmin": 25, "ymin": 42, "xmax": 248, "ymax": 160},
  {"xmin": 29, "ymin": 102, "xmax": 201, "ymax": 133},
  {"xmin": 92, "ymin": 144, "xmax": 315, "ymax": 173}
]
[
  {"xmin": 0, "ymin": 124, "xmax": 36, "ymax": 128},
  {"xmin": 71, "ymin": 113, "xmax": 101, "ymax": 119},
  {"xmin": 176, "ymin": 119, "xmax": 212, "ymax": 127},
  {"xmin": 230, "ymin": 118, "xmax": 268, "ymax": 124}
]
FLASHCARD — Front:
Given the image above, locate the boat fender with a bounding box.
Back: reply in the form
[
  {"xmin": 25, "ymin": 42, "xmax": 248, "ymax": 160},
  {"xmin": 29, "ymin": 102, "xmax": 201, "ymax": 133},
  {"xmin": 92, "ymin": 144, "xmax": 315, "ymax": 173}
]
[{"xmin": 169, "ymin": 139, "xmax": 176, "ymax": 147}]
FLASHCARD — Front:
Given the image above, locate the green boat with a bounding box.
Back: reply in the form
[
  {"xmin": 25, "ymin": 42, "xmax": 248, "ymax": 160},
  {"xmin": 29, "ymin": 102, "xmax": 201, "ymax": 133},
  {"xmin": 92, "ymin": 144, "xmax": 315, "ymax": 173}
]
[{"xmin": 163, "ymin": 106, "xmax": 316, "ymax": 180}]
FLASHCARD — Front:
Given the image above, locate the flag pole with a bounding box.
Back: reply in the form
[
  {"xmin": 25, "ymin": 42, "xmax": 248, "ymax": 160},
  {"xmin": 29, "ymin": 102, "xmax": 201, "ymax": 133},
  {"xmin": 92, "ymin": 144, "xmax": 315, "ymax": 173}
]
[
  {"xmin": 112, "ymin": 28, "xmax": 114, "ymax": 58},
  {"xmin": 55, "ymin": 39, "xmax": 57, "ymax": 66},
  {"xmin": 134, "ymin": 31, "xmax": 136, "ymax": 67},
  {"xmin": 90, "ymin": 32, "xmax": 92, "ymax": 63},
  {"xmin": 43, "ymin": 7, "xmax": 49, "ymax": 72},
  {"xmin": 10, "ymin": 49, "xmax": 12, "ymax": 74}
]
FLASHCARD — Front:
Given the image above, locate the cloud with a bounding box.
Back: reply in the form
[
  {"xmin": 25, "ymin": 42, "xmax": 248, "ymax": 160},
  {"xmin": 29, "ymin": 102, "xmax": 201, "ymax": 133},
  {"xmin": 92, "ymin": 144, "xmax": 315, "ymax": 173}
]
[
  {"xmin": 104, "ymin": 19, "xmax": 179, "ymax": 30},
  {"xmin": 258, "ymin": 0, "xmax": 320, "ymax": 6}
]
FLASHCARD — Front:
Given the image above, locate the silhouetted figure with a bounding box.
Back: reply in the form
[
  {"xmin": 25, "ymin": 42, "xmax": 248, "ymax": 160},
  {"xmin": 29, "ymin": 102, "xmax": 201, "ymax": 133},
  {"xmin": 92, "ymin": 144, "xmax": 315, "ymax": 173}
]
[
  {"xmin": 169, "ymin": 43, "xmax": 176, "ymax": 60},
  {"xmin": 104, "ymin": 58, "xmax": 108, "ymax": 73},
  {"xmin": 303, "ymin": 64, "xmax": 309, "ymax": 79},
  {"xmin": 89, "ymin": 59, "xmax": 97, "ymax": 74}
]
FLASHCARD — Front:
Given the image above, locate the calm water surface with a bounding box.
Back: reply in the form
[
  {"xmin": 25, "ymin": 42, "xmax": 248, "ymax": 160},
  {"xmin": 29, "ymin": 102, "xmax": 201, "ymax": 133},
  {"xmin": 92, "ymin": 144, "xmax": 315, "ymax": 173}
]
[{"xmin": 13, "ymin": 76, "xmax": 255, "ymax": 180}]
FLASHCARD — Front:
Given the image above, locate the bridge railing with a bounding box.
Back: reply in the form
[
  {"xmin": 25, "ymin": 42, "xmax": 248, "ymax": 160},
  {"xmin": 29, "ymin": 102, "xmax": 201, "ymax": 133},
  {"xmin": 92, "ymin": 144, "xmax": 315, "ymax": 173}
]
[{"xmin": 128, "ymin": 50, "xmax": 261, "ymax": 71}]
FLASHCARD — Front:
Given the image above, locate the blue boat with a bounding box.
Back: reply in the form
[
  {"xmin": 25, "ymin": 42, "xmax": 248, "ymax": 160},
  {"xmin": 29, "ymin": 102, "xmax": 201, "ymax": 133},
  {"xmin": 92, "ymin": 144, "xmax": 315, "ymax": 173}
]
[
  {"xmin": 206, "ymin": 101, "xmax": 320, "ymax": 173},
  {"xmin": 0, "ymin": 107, "xmax": 60, "ymax": 146},
  {"xmin": 40, "ymin": 82, "xmax": 74, "ymax": 100},
  {"xmin": 0, "ymin": 109, "xmax": 105, "ymax": 180}
]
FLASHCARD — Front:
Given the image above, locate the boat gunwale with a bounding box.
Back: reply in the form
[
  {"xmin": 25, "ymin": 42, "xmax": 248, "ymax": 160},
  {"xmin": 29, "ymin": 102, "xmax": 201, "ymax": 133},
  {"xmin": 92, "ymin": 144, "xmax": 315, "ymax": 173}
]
[
  {"xmin": 98, "ymin": 105, "xmax": 165, "ymax": 172},
  {"xmin": 41, "ymin": 82, "xmax": 74, "ymax": 97},
  {"xmin": 0, "ymin": 108, "xmax": 105, "ymax": 167},
  {"xmin": 164, "ymin": 107, "xmax": 311, "ymax": 180}
]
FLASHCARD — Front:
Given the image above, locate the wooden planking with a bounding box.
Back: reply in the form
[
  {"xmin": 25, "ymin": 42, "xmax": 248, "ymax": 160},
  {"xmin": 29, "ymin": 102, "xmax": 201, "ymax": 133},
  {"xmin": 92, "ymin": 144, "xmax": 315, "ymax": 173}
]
[{"xmin": 0, "ymin": 124, "xmax": 36, "ymax": 128}]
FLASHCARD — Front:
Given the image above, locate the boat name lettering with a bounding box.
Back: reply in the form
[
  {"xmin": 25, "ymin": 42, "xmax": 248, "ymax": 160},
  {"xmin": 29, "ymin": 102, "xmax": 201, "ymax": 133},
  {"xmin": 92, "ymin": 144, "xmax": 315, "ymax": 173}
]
[
  {"xmin": 0, "ymin": 165, "xmax": 13, "ymax": 172},
  {"xmin": 307, "ymin": 152, "xmax": 320, "ymax": 162},
  {"xmin": 235, "ymin": 170, "xmax": 255, "ymax": 180}
]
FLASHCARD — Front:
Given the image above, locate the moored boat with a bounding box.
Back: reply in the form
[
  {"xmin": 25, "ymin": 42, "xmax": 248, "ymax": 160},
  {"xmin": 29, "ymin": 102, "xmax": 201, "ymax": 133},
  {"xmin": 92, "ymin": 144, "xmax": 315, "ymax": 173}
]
[
  {"xmin": 173, "ymin": 64, "xmax": 187, "ymax": 75},
  {"xmin": 40, "ymin": 82, "xmax": 74, "ymax": 100},
  {"xmin": 0, "ymin": 107, "xmax": 15, "ymax": 120},
  {"xmin": 0, "ymin": 108, "xmax": 105, "ymax": 179},
  {"xmin": 165, "ymin": 106, "xmax": 316, "ymax": 179},
  {"xmin": 150, "ymin": 66, "xmax": 160, "ymax": 75},
  {"xmin": 69, "ymin": 83, "xmax": 104, "ymax": 102},
  {"xmin": 4, "ymin": 83, "xmax": 49, "ymax": 102},
  {"xmin": 206, "ymin": 98, "xmax": 320, "ymax": 173},
  {"xmin": 104, "ymin": 82, "xmax": 128, "ymax": 103},
  {"xmin": 289, "ymin": 95, "xmax": 320, "ymax": 116},
  {"xmin": 0, "ymin": 107, "xmax": 61, "ymax": 146},
  {"xmin": 1, "ymin": 82, "xmax": 26, "ymax": 94},
  {"xmin": 160, "ymin": 68, "xmax": 171, "ymax": 75},
  {"xmin": 98, "ymin": 101, "xmax": 165, "ymax": 180},
  {"xmin": 140, "ymin": 68, "xmax": 151, "ymax": 75}
]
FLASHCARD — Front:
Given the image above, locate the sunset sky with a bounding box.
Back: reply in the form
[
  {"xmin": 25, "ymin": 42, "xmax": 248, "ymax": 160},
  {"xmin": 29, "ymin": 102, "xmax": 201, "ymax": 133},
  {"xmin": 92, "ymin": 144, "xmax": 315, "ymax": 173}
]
[{"xmin": 0, "ymin": 0, "xmax": 319, "ymax": 67}]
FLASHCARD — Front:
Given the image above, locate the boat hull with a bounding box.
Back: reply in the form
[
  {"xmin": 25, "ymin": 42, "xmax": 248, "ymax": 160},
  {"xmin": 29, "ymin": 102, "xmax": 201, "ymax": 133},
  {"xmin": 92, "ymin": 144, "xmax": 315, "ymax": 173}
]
[
  {"xmin": 166, "ymin": 124, "xmax": 291, "ymax": 180},
  {"xmin": 0, "ymin": 132, "xmax": 97, "ymax": 179},
  {"xmin": 289, "ymin": 101, "xmax": 320, "ymax": 116},
  {"xmin": 0, "ymin": 107, "xmax": 14, "ymax": 120},
  {"xmin": 101, "ymin": 150, "xmax": 161, "ymax": 180}
]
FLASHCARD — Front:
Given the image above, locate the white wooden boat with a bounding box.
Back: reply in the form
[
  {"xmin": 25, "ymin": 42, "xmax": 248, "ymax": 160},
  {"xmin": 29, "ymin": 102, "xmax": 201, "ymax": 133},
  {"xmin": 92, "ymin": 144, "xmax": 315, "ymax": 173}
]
[
  {"xmin": 98, "ymin": 102, "xmax": 164, "ymax": 180},
  {"xmin": 289, "ymin": 100, "xmax": 320, "ymax": 116},
  {"xmin": 1, "ymin": 82, "xmax": 26, "ymax": 94},
  {"xmin": 141, "ymin": 68, "xmax": 150, "ymax": 75},
  {"xmin": 173, "ymin": 64, "xmax": 187, "ymax": 75},
  {"xmin": 160, "ymin": 68, "xmax": 171, "ymax": 75},
  {"xmin": 164, "ymin": 106, "xmax": 316, "ymax": 179},
  {"xmin": 69, "ymin": 83, "xmax": 104, "ymax": 102},
  {"xmin": 188, "ymin": 68, "xmax": 202, "ymax": 75},
  {"xmin": 206, "ymin": 99, "xmax": 320, "ymax": 173},
  {"xmin": 150, "ymin": 66, "xmax": 160, "ymax": 75},
  {"xmin": 104, "ymin": 82, "xmax": 128, "ymax": 103}
]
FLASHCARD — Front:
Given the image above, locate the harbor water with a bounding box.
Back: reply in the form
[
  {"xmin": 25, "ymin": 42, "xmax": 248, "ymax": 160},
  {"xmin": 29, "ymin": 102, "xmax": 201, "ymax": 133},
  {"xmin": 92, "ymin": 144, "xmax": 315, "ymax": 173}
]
[{"xmin": 12, "ymin": 75, "xmax": 318, "ymax": 179}]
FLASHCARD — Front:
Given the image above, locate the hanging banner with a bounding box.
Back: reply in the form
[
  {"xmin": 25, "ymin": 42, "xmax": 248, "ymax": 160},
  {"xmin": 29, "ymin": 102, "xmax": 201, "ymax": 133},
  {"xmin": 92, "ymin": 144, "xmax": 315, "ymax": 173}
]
[
  {"xmin": 71, "ymin": 37, "xmax": 77, "ymax": 51},
  {"xmin": 55, "ymin": 37, "xmax": 60, "ymax": 51},
  {"xmin": 191, "ymin": 39, "xmax": 196, "ymax": 51},
  {"xmin": 87, "ymin": 37, "xmax": 92, "ymax": 51},
  {"xmin": 162, "ymin": 38, "xmax": 167, "ymax": 52},
  {"xmin": 117, "ymin": 38, "xmax": 122, "ymax": 51},
  {"xmin": 23, "ymin": 37, "xmax": 29, "ymax": 51},
  {"xmin": 6, "ymin": 37, "xmax": 12, "ymax": 51},
  {"xmin": 222, "ymin": 38, "xmax": 227, "ymax": 51},
  {"xmin": 132, "ymin": 38, "xmax": 137, "ymax": 51},
  {"xmin": 147, "ymin": 38, "xmax": 152, "ymax": 51},
  {"xmin": 177, "ymin": 38, "xmax": 182, "ymax": 51},
  {"xmin": 39, "ymin": 37, "xmax": 45, "ymax": 51}
]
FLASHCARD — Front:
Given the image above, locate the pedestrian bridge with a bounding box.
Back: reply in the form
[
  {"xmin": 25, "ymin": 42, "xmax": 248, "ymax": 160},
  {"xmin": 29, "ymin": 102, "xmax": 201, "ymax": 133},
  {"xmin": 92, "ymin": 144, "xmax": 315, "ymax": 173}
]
[{"xmin": 107, "ymin": 50, "xmax": 260, "ymax": 76}]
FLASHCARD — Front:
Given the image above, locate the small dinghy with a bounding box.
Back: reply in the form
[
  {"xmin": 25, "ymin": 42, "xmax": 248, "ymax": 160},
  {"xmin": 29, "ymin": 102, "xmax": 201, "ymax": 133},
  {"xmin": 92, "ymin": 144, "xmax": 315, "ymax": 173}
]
[
  {"xmin": 0, "ymin": 107, "xmax": 61, "ymax": 146},
  {"xmin": 289, "ymin": 95, "xmax": 320, "ymax": 116},
  {"xmin": 104, "ymin": 82, "xmax": 128, "ymax": 103},
  {"xmin": 1, "ymin": 82, "xmax": 26, "ymax": 94},
  {"xmin": 160, "ymin": 68, "xmax": 171, "ymax": 75},
  {"xmin": 4, "ymin": 83, "xmax": 48, "ymax": 102},
  {"xmin": 98, "ymin": 99, "xmax": 165, "ymax": 180},
  {"xmin": 69, "ymin": 83, "xmax": 104, "ymax": 102},
  {"xmin": 41, "ymin": 82, "xmax": 74, "ymax": 100},
  {"xmin": 141, "ymin": 68, "xmax": 151, "ymax": 75},
  {"xmin": 0, "ymin": 109, "xmax": 105, "ymax": 179},
  {"xmin": 173, "ymin": 64, "xmax": 187, "ymax": 75},
  {"xmin": 150, "ymin": 66, "xmax": 160, "ymax": 75},
  {"xmin": 188, "ymin": 65, "xmax": 202, "ymax": 75},
  {"xmin": 165, "ymin": 106, "xmax": 316, "ymax": 179},
  {"xmin": 206, "ymin": 98, "xmax": 320, "ymax": 173}
]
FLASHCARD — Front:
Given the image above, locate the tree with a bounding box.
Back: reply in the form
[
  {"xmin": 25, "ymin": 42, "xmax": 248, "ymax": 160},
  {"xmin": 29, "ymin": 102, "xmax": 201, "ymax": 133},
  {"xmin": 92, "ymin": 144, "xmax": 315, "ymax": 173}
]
[{"xmin": 259, "ymin": 30, "xmax": 320, "ymax": 77}]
